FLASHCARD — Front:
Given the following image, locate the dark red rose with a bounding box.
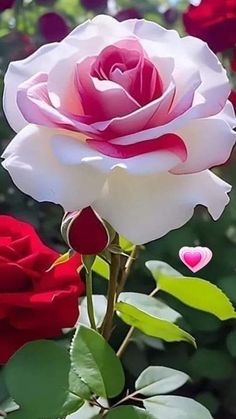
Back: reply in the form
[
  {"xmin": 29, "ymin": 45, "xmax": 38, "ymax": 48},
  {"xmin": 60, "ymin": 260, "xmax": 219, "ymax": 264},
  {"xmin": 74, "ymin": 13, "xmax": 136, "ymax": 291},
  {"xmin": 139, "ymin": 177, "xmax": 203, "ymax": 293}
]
[
  {"xmin": 38, "ymin": 12, "xmax": 70, "ymax": 42},
  {"xmin": 115, "ymin": 8, "xmax": 142, "ymax": 22},
  {"xmin": 183, "ymin": 0, "xmax": 236, "ymax": 53},
  {"xmin": 80, "ymin": 0, "xmax": 107, "ymax": 11},
  {"xmin": 0, "ymin": 0, "xmax": 15, "ymax": 12},
  {"xmin": 0, "ymin": 216, "xmax": 84, "ymax": 364},
  {"xmin": 229, "ymin": 90, "xmax": 236, "ymax": 111}
]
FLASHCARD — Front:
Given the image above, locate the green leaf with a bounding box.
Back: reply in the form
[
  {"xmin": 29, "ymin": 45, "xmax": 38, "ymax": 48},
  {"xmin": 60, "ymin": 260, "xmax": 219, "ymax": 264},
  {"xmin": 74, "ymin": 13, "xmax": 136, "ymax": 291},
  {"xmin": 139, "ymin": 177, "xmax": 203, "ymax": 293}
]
[
  {"xmin": 6, "ymin": 410, "xmax": 32, "ymax": 419},
  {"xmin": 227, "ymin": 330, "xmax": 236, "ymax": 357},
  {"xmin": 70, "ymin": 325, "xmax": 125, "ymax": 398},
  {"xmin": 59, "ymin": 392, "xmax": 84, "ymax": 417},
  {"xmin": 135, "ymin": 366, "xmax": 189, "ymax": 396},
  {"xmin": 146, "ymin": 261, "xmax": 181, "ymax": 280},
  {"xmin": 92, "ymin": 256, "xmax": 109, "ymax": 279},
  {"xmin": 146, "ymin": 261, "xmax": 236, "ymax": 320},
  {"xmin": 0, "ymin": 398, "xmax": 19, "ymax": 414},
  {"xmin": 116, "ymin": 302, "xmax": 195, "ymax": 346},
  {"xmin": 119, "ymin": 236, "xmax": 135, "ymax": 252},
  {"xmin": 144, "ymin": 396, "xmax": 213, "ymax": 419},
  {"xmin": 160, "ymin": 277, "xmax": 235, "ymax": 320},
  {"xmin": 107, "ymin": 406, "xmax": 150, "ymax": 418},
  {"xmin": 66, "ymin": 400, "xmax": 105, "ymax": 418},
  {"xmin": 118, "ymin": 293, "xmax": 181, "ymax": 323},
  {"xmin": 69, "ymin": 370, "xmax": 92, "ymax": 400},
  {"xmin": 4, "ymin": 340, "xmax": 70, "ymax": 417},
  {"xmin": 0, "ymin": 369, "xmax": 9, "ymax": 403},
  {"xmin": 79, "ymin": 295, "xmax": 107, "ymax": 328}
]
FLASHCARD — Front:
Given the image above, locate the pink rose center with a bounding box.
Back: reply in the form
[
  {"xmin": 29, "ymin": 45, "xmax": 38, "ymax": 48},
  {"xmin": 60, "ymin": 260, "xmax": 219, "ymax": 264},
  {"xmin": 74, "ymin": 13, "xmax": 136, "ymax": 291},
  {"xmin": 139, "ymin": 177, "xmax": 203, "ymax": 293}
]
[{"xmin": 90, "ymin": 44, "xmax": 163, "ymax": 106}]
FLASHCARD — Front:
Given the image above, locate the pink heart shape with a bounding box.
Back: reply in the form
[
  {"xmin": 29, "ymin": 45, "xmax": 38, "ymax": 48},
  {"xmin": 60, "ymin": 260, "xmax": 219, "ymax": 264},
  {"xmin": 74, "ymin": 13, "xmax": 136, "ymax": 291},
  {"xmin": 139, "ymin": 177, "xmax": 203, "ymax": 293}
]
[{"xmin": 179, "ymin": 246, "xmax": 213, "ymax": 273}]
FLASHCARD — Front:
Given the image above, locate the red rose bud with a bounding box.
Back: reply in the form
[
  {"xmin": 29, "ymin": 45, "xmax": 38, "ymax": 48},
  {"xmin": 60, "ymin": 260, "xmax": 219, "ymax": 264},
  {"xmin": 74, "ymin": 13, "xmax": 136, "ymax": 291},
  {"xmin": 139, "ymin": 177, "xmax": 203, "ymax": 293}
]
[
  {"xmin": 0, "ymin": 0, "xmax": 15, "ymax": 12},
  {"xmin": 115, "ymin": 8, "xmax": 142, "ymax": 22},
  {"xmin": 80, "ymin": 0, "xmax": 107, "ymax": 11},
  {"xmin": 61, "ymin": 207, "xmax": 110, "ymax": 255},
  {"xmin": 39, "ymin": 12, "xmax": 70, "ymax": 42}
]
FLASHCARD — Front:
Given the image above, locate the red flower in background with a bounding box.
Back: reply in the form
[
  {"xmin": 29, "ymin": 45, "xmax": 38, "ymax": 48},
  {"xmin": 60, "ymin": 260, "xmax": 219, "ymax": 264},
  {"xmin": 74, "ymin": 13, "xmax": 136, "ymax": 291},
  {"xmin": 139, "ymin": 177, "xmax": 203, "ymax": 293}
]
[
  {"xmin": 80, "ymin": 0, "xmax": 107, "ymax": 11},
  {"xmin": 0, "ymin": 0, "xmax": 15, "ymax": 12},
  {"xmin": 38, "ymin": 12, "xmax": 70, "ymax": 42},
  {"xmin": 115, "ymin": 8, "xmax": 142, "ymax": 21},
  {"xmin": 0, "ymin": 216, "xmax": 84, "ymax": 364},
  {"xmin": 183, "ymin": 0, "xmax": 236, "ymax": 53}
]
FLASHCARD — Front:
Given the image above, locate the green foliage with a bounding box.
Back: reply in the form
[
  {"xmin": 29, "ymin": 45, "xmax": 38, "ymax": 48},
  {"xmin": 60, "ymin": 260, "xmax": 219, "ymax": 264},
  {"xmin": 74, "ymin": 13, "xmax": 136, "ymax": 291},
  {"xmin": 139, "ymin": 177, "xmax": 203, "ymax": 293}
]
[
  {"xmin": 79, "ymin": 295, "xmax": 107, "ymax": 328},
  {"xmin": 119, "ymin": 236, "xmax": 135, "ymax": 252},
  {"xmin": 107, "ymin": 406, "xmax": 150, "ymax": 418},
  {"xmin": 226, "ymin": 330, "xmax": 236, "ymax": 357},
  {"xmin": 70, "ymin": 325, "xmax": 125, "ymax": 398},
  {"xmin": 4, "ymin": 340, "xmax": 71, "ymax": 418},
  {"xmin": 143, "ymin": 396, "xmax": 213, "ymax": 419},
  {"xmin": 116, "ymin": 293, "xmax": 195, "ymax": 345},
  {"xmin": 146, "ymin": 261, "xmax": 236, "ymax": 320},
  {"xmin": 189, "ymin": 349, "xmax": 234, "ymax": 380},
  {"xmin": 135, "ymin": 366, "xmax": 189, "ymax": 396},
  {"xmin": 92, "ymin": 256, "xmax": 110, "ymax": 279}
]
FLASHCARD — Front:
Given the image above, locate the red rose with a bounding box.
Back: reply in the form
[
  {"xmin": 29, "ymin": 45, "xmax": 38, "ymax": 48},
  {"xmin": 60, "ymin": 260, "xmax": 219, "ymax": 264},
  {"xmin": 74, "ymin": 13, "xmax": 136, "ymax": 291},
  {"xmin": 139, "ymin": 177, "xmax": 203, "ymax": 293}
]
[
  {"xmin": 0, "ymin": 216, "xmax": 84, "ymax": 364},
  {"xmin": 183, "ymin": 0, "xmax": 236, "ymax": 53}
]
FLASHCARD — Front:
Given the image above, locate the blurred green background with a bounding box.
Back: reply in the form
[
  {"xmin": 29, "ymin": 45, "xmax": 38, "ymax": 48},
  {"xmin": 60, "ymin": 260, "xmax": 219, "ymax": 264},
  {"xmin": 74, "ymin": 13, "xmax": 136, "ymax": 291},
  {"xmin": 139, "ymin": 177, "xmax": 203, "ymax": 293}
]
[{"xmin": 0, "ymin": 0, "xmax": 236, "ymax": 418}]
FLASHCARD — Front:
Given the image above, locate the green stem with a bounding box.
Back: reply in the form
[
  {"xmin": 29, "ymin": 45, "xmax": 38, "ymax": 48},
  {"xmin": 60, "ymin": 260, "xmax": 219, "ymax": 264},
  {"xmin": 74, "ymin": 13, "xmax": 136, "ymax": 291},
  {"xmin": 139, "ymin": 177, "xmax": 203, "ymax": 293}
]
[
  {"xmin": 116, "ymin": 245, "xmax": 139, "ymax": 298},
  {"xmin": 102, "ymin": 234, "xmax": 120, "ymax": 340},
  {"xmin": 85, "ymin": 269, "xmax": 97, "ymax": 331}
]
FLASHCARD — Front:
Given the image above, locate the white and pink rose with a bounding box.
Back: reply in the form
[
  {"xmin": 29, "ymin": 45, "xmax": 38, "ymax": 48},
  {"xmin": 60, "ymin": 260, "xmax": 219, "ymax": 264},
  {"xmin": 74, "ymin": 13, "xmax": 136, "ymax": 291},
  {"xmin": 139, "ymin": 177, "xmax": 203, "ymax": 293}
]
[{"xmin": 2, "ymin": 15, "xmax": 236, "ymax": 244}]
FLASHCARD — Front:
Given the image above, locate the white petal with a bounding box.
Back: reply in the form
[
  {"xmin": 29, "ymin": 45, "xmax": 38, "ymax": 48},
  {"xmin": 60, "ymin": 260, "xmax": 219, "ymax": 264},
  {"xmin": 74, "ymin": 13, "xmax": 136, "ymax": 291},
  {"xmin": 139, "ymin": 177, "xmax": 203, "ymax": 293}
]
[
  {"xmin": 93, "ymin": 169, "xmax": 231, "ymax": 244},
  {"xmin": 171, "ymin": 101, "xmax": 236, "ymax": 174},
  {"xmin": 52, "ymin": 133, "xmax": 182, "ymax": 175},
  {"xmin": 4, "ymin": 43, "xmax": 58, "ymax": 132},
  {"xmin": 2, "ymin": 125, "xmax": 106, "ymax": 211},
  {"xmin": 182, "ymin": 36, "xmax": 230, "ymax": 116}
]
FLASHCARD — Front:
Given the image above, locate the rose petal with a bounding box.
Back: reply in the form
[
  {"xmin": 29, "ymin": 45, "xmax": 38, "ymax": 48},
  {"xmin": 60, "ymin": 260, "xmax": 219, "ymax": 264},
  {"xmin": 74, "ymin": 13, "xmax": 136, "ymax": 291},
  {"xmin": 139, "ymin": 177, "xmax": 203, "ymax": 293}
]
[
  {"xmin": 93, "ymin": 169, "xmax": 231, "ymax": 244},
  {"xmin": 2, "ymin": 125, "xmax": 107, "ymax": 211},
  {"xmin": 171, "ymin": 101, "xmax": 236, "ymax": 174}
]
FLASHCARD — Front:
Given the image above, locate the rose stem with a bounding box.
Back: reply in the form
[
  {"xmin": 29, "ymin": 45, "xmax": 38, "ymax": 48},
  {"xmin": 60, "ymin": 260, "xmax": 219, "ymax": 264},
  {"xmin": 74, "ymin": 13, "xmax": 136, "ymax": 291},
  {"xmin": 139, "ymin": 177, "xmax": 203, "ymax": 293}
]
[
  {"xmin": 116, "ymin": 245, "xmax": 139, "ymax": 298},
  {"xmin": 86, "ymin": 269, "xmax": 97, "ymax": 330},
  {"xmin": 102, "ymin": 233, "xmax": 120, "ymax": 340}
]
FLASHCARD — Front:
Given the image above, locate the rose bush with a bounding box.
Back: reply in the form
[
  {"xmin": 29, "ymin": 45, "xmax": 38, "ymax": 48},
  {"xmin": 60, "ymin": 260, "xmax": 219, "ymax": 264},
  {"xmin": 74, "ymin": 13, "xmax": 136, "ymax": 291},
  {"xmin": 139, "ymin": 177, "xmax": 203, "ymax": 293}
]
[
  {"xmin": 0, "ymin": 215, "xmax": 84, "ymax": 364},
  {"xmin": 2, "ymin": 15, "xmax": 236, "ymax": 244},
  {"xmin": 183, "ymin": 0, "xmax": 236, "ymax": 53}
]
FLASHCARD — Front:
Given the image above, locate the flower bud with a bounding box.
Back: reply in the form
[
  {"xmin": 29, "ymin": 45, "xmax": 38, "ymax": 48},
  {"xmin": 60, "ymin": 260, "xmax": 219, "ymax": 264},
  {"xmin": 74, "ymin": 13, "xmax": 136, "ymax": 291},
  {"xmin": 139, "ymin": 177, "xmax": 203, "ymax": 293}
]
[
  {"xmin": 38, "ymin": 12, "xmax": 69, "ymax": 42},
  {"xmin": 61, "ymin": 207, "xmax": 110, "ymax": 255},
  {"xmin": 80, "ymin": 0, "xmax": 107, "ymax": 12}
]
